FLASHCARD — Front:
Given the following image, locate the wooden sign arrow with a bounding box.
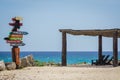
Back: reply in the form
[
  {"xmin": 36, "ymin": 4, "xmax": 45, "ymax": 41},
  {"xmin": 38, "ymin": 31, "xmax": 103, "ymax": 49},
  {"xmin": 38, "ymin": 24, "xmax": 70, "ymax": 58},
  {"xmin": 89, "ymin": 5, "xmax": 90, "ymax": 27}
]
[
  {"xmin": 9, "ymin": 34, "xmax": 23, "ymax": 38},
  {"xmin": 10, "ymin": 31, "xmax": 28, "ymax": 35},
  {"xmin": 9, "ymin": 23, "xmax": 23, "ymax": 26},
  {"xmin": 9, "ymin": 38, "xmax": 22, "ymax": 40},
  {"xmin": 10, "ymin": 43, "xmax": 25, "ymax": 46},
  {"xmin": 7, "ymin": 40, "xmax": 22, "ymax": 43}
]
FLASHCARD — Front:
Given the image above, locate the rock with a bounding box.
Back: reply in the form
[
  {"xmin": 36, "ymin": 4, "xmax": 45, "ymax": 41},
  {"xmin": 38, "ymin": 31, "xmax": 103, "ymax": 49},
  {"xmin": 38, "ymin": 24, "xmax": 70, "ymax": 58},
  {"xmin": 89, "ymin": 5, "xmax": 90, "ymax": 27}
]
[
  {"xmin": 20, "ymin": 57, "xmax": 31, "ymax": 67},
  {"xmin": 20, "ymin": 55, "xmax": 34, "ymax": 67},
  {"xmin": 5, "ymin": 62, "xmax": 16, "ymax": 70},
  {"xmin": 0, "ymin": 60, "xmax": 6, "ymax": 71},
  {"xmin": 27, "ymin": 55, "xmax": 34, "ymax": 66}
]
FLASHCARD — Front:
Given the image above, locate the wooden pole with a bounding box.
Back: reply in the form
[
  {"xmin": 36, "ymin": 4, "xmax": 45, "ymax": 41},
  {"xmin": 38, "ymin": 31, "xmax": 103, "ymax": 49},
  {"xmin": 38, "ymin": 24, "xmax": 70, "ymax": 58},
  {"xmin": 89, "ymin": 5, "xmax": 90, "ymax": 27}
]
[
  {"xmin": 12, "ymin": 46, "xmax": 20, "ymax": 68},
  {"xmin": 98, "ymin": 35, "xmax": 102, "ymax": 64},
  {"xmin": 113, "ymin": 31, "xmax": 118, "ymax": 67},
  {"xmin": 62, "ymin": 32, "xmax": 67, "ymax": 66}
]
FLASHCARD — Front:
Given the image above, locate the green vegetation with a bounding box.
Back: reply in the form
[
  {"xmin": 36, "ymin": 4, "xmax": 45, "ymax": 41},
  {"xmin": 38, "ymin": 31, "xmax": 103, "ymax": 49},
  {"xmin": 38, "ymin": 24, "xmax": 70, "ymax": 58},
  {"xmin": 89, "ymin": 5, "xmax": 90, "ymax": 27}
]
[
  {"xmin": 34, "ymin": 60, "xmax": 46, "ymax": 66},
  {"xmin": 34, "ymin": 60, "xmax": 61, "ymax": 67}
]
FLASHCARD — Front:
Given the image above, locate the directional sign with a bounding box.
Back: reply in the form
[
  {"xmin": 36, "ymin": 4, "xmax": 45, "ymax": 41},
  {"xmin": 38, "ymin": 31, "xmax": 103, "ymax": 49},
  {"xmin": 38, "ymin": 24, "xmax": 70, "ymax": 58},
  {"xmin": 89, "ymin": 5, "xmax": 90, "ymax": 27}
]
[
  {"xmin": 9, "ymin": 23, "xmax": 23, "ymax": 26},
  {"xmin": 7, "ymin": 40, "xmax": 22, "ymax": 43},
  {"xmin": 4, "ymin": 37, "xmax": 9, "ymax": 40},
  {"xmin": 10, "ymin": 43, "xmax": 25, "ymax": 46},
  {"xmin": 10, "ymin": 31, "xmax": 28, "ymax": 35},
  {"xmin": 4, "ymin": 17, "xmax": 28, "ymax": 47},
  {"xmin": 9, "ymin": 38, "xmax": 22, "ymax": 40},
  {"xmin": 9, "ymin": 34, "xmax": 23, "ymax": 38}
]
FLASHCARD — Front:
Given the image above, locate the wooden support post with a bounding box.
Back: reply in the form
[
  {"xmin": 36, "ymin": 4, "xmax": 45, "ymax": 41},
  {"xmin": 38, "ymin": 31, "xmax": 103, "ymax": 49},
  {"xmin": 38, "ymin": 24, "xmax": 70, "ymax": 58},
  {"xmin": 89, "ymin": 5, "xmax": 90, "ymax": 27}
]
[
  {"xmin": 113, "ymin": 31, "xmax": 118, "ymax": 67},
  {"xmin": 12, "ymin": 46, "xmax": 20, "ymax": 68},
  {"xmin": 98, "ymin": 35, "xmax": 102, "ymax": 64},
  {"xmin": 62, "ymin": 32, "xmax": 67, "ymax": 66}
]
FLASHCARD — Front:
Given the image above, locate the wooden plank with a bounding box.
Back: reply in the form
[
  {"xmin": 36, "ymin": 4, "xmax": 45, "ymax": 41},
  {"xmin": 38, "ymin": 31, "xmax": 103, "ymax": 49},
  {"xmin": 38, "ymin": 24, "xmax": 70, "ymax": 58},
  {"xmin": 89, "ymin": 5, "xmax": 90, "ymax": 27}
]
[
  {"xmin": 7, "ymin": 40, "xmax": 22, "ymax": 43},
  {"xmin": 62, "ymin": 32, "xmax": 67, "ymax": 66},
  {"xmin": 59, "ymin": 29, "xmax": 120, "ymax": 37},
  {"xmin": 9, "ymin": 38, "xmax": 22, "ymax": 40},
  {"xmin": 9, "ymin": 34, "xmax": 23, "ymax": 38},
  {"xmin": 10, "ymin": 43, "xmax": 25, "ymax": 46},
  {"xmin": 9, "ymin": 23, "xmax": 23, "ymax": 26},
  {"xmin": 10, "ymin": 31, "xmax": 28, "ymax": 35},
  {"xmin": 113, "ymin": 31, "xmax": 118, "ymax": 67}
]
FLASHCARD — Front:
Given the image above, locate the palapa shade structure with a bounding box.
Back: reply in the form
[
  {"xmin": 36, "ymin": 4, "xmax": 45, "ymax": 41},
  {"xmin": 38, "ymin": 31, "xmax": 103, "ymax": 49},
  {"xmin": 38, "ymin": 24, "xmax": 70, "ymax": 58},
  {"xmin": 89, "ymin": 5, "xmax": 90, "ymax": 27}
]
[
  {"xmin": 59, "ymin": 29, "xmax": 120, "ymax": 37},
  {"xmin": 59, "ymin": 28, "xmax": 120, "ymax": 67}
]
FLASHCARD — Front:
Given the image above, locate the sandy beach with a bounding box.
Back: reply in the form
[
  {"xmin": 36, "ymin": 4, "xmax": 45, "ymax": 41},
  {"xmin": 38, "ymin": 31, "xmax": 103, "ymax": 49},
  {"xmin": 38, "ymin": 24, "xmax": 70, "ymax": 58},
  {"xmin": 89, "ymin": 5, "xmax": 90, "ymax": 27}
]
[{"xmin": 0, "ymin": 66, "xmax": 120, "ymax": 80}]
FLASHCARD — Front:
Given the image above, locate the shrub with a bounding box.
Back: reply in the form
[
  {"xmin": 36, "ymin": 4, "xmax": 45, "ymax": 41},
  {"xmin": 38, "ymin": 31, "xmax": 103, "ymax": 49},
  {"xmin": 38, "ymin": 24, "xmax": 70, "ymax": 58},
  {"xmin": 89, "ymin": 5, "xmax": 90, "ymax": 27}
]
[{"xmin": 34, "ymin": 60, "xmax": 46, "ymax": 66}]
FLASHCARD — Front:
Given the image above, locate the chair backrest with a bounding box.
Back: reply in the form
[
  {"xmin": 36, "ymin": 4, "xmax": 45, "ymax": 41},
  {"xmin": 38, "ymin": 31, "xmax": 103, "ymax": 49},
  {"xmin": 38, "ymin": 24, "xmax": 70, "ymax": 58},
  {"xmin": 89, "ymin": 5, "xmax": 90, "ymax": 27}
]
[
  {"xmin": 103, "ymin": 55, "xmax": 110, "ymax": 62},
  {"xmin": 107, "ymin": 56, "xmax": 113, "ymax": 64}
]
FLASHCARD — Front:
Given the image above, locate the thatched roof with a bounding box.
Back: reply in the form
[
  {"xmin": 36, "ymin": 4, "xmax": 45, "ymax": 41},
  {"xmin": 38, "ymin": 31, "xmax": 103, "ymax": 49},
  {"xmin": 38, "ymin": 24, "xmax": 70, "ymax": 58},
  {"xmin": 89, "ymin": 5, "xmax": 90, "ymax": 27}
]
[{"xmin": 59, "ymin": 28, "xmax": 120, "ymax": 37}]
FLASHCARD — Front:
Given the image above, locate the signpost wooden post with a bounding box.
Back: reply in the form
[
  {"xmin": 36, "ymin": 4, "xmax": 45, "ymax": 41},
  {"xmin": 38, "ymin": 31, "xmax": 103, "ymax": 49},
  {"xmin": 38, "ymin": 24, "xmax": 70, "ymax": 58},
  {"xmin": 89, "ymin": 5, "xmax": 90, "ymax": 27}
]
[
  {"xmin": 12, "ymin": 46, "xmax": 20, "ymax": 66},
  {"xmin": 4, "ymin": 17, "xmax": 28, "ymax": 69}
]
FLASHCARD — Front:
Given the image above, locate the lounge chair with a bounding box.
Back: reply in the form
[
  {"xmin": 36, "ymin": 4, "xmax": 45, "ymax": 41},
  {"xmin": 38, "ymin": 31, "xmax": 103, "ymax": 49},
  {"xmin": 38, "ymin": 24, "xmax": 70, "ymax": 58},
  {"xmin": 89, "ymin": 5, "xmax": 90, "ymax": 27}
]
[
  {"xmin": 106, "ymin": 56, "xmax": 113, "ymax": 65},
  {"xmin": 91, "ymin": 55, "xmax": 113, "ymax": 65},
  {"xmin": 92, "ymin": 55, "xmax": 105, "ymax": 65},
  {"xmin": 103, "ymin": 55, "xmax": 110, "ymax": 65}
]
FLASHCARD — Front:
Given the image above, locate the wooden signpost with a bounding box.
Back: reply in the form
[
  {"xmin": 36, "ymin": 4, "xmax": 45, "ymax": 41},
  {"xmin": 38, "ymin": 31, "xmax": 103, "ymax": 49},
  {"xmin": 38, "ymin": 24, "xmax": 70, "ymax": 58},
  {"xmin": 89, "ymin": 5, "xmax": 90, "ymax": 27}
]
[{"xmin": 4, "ymin": 17, "xmax": 28, "ymax": 68}]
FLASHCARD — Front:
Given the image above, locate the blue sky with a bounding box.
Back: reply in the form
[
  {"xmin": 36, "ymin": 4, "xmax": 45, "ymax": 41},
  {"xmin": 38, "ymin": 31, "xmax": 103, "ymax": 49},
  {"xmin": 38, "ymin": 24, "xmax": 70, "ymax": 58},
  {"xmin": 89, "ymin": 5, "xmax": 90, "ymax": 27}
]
[{"xmin": 0, "ymin": 0, "xmax": 120, "ymax": 51}]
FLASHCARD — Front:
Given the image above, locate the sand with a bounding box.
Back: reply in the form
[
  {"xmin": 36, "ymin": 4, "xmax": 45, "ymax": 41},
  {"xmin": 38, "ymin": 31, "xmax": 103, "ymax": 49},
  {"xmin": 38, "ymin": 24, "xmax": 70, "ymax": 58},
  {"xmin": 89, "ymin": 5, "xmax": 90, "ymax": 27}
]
[{"xmin": 0, "ymin": 66, "xmax": 120, "ymax": 80}]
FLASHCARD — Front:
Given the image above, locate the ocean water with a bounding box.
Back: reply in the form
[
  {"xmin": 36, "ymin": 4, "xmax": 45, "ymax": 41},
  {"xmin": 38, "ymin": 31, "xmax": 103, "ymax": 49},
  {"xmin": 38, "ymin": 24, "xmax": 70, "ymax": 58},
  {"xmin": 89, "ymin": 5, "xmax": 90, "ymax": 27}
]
[{"xmin": 0, "ymin": 51, "xmax": 120, "ymax": 64}]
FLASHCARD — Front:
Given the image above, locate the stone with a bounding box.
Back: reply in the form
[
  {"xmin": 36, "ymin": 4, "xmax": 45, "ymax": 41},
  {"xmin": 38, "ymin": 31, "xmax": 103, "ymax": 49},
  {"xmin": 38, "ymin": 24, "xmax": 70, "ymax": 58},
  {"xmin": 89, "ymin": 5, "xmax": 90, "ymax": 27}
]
[
  {"xmin": 0, "ymin": 60, "xmax": 6, "ymax": 71},
  {"xmin": 5, "ymin": 62, "xmax": 16, "ymax": 70},
  {"xmin": 27, "ymin": 55, "xmax": 34, "ymax": 66},
  {"xmin": 20, "ymin": 57, "xmax": 31, "ymax": 67},
  {"xmin": 20, "ymin": 55, "xmax": 34, "ymax": 67}
]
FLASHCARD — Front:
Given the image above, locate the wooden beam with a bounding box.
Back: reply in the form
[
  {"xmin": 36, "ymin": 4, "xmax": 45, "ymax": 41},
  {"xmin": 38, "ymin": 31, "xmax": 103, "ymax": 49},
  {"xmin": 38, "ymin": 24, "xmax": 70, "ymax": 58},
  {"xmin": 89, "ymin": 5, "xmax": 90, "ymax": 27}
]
[
  {"xmin": 59, "ymin": 29, "xmax": 120, "ymax": 37},
  {"xmin": 62, "ymin": 32, "xmax": 67, "ymax": 66},
  {"xmin": 98, "ymin": 35, "xmax": 102, "ymax": 64},
  {"xmin": 113, "ymin": 31, "xmax": 118, "ymax": 67}
]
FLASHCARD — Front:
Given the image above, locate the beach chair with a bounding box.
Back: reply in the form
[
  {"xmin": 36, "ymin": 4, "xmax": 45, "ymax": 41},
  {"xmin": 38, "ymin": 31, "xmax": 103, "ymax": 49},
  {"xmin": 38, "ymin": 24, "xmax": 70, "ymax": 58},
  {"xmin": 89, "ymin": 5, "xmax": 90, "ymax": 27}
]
[
  {"xmin": 106, "ymin": 56, "xmax": 113, "ymax": 65},
  {"xmin": 92, "ymin": 55, "xmax": 113, "ymax": 65},
  {"xmin": 91, "ymin": 55, "xmax": 105, "ymax": 65},
  {"xmin": 102, "ymin": 55, "xmax": 110, "ymax": 65}
]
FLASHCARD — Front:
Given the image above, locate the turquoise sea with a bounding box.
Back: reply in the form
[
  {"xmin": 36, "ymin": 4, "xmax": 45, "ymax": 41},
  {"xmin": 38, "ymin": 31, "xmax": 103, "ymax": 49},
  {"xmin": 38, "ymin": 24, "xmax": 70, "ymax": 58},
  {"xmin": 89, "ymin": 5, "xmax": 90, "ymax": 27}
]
[{"xmin": 0, "ymin": 51, "xmax": 120, "ymax": 64}]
